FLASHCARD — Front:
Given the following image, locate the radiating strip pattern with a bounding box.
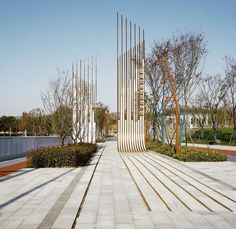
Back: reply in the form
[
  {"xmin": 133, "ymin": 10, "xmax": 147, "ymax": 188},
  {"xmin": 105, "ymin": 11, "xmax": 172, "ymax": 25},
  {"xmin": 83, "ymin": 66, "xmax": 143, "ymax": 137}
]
[
  {"xmin": 117, "ymin": 13, "xmax": 146, "ymax": 152},
  {"xmin": 120, "ymin": 151, "xmax": 236, "ymax": 213}
]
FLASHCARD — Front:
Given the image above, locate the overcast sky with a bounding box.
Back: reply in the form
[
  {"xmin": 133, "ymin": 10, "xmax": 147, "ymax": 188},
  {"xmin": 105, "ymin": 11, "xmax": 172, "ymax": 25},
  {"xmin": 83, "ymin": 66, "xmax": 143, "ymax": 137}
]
[{"xmin": 0, "ymin": 0, "xmax": 235, "ymax": 116}]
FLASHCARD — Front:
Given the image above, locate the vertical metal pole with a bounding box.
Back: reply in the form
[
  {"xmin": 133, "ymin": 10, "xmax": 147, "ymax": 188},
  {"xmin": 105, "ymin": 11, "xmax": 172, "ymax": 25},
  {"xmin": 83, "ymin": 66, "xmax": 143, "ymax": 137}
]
[
  {"xmin": 83, "ymin": 59, "xmax": 86, "ymax": 140},
  {"xmin": 76, "ymin": 60, "xmax": 79, "ymax": 143},
  {"xmin": 95, "ymin": 56, "xmax": 98, "ymax": 142},
  {"xmin": 117, "ymin": 13, "xmax": 119, "ymax": 119},
  {"xmin": 130, "ymin": 20, "xmax": 134, "ymax": 152},
  {"xmin": 72, "ymin": 62, "xmax": 75, "ymax": 142},
  {"xmin": 121, "ymin": 14, "xmax": 124, "ymax": 151},
  {"xmin": 117, "ymin": 14, "xmax": 146, "ymax": 152},
  {"xmin": 79, "ymin": 59, "xmax": 82, "ymax": 141},
  {"xmin": 87, "ymin": 58, "xmax": 90, "ymax": 142}
]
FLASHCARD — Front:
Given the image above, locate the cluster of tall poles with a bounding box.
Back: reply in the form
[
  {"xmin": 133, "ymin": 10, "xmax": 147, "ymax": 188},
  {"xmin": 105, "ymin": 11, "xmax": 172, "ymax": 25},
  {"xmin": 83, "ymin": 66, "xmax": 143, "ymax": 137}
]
[
  {"xmin": 72, "ymin": 57, "xmax": 97, "ymax": 143},
  {"xmin": 117, "ymin": 13, "xmax": 146, "ymax": 152}
]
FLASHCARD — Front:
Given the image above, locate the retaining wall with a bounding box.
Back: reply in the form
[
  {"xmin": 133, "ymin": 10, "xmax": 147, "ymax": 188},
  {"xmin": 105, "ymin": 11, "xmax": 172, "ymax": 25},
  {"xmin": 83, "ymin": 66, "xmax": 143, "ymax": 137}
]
[{"xmin": 0, "ymin": 136, "xmax": 71, "ymax": 161}]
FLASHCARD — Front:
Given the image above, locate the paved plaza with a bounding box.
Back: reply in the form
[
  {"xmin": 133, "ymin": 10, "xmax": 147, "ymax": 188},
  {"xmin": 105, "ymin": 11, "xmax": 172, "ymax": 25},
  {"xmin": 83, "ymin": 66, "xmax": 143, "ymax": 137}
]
[{"xmin": 0, "ymin": 141, "xmax": 236, "ymax": 228}]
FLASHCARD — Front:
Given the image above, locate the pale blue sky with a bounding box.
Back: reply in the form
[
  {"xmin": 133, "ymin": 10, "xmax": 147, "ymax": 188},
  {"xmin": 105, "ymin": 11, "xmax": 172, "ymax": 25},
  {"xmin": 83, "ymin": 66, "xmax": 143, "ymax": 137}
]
[{"xmin": 0, "ymin": 0, "xmax": 235, "ymax": 115}]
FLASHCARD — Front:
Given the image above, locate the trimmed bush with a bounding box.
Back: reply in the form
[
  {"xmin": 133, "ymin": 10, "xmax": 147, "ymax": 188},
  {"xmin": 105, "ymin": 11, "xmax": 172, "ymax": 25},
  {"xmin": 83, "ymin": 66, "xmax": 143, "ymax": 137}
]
[
  {"xmin": 96, "ymin": 138, "xmax": 105, "ymax": 143},
  {"xmin": 173, "ymin": 147, "xmax": 227, "ymax": 162},
  {"xmin": 146, "ymin": 141, "xmax": 162, "ymax": 150},
  {"xmin": 146, "ymin": 141, "xmax": 174, "ymax": 157},
  {"xmin": 191, "ymin": 128, "xmax": 234, "ymax": 144},
  {"xmin": 155, "ymin": 144, "xmax": 175, "ymax": 157},
  {"xmin": 147, "ymin": 141, "xmax": 227, "ymax": 162},
  {"xmin": 27, "ymin": 143, "xmax": 97, "ymax": 168}
]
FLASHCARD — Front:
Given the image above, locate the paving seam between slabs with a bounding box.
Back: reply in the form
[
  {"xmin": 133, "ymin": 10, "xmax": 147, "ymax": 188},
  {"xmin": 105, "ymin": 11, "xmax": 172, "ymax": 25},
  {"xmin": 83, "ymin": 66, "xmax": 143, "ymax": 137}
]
[
  {"xmin": 72, "ymin": 143, "xmax": 106, "ymax": 228},
  {"xmin": 37, "ymin": 166, "xmax": 87, "ymax": 229}
]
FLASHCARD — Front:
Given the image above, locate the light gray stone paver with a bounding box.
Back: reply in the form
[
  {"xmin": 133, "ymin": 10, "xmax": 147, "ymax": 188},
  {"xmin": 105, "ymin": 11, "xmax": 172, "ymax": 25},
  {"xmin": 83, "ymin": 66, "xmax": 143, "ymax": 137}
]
[
  {"xmin": 1, "ymin": 141, "xmax": 236, "ymax": 228},
  {"xmin": 146, "ymin": 151, "xmax": 236, "ymax": 210},
  {"xmin": 75, "ymin": 142, "xmax": 156, "ymax": 228}
]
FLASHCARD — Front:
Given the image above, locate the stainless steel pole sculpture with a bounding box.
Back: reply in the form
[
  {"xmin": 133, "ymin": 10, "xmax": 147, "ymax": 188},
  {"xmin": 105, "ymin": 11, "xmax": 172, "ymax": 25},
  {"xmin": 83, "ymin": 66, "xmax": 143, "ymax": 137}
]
[
  {"xmin": 117, "ymin": 13, "xmax": 146, "ymax": 152},
  {"xmin": 72, "ymin": 57, "xmax": 97, "ymax": 143}
]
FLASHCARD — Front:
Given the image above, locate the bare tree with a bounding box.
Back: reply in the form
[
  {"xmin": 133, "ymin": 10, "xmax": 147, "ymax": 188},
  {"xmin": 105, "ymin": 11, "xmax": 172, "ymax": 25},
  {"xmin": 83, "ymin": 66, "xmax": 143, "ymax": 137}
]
[
  {"xmin": 145, "ymin": 54, "xmax": 166, "ymax": 142},
  {"xmin": 197, "ymin": 75, "xmax": 228, "ymax": 142},
  {"xmin": 145, "ymin": 32, "xmax": 206, "ymax": 144},
  {"xmin": 170, "ymin": 32, "xmax": 207, "ymax": 145},
  {"xmin": 224, "ymin": 56, "xmax": 236, "ymax": 142},
  {"xmin": 146, "ymin": 41, "xmax": 182, "ymax": 143},
  {"xmin": 41, "ymin": 69, "xmax": 72, "ymax": 146},
  {"xmin": 190, "ymin": 97, "xmax": 209, "ymax": 140}
]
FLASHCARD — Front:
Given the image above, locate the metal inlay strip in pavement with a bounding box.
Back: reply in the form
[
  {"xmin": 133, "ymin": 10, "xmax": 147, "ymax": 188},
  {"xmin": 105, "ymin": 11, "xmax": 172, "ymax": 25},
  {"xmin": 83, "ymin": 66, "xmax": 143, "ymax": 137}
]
[
  {"xmin": 119, "ymin": 152, "xmax": 152, "ymax": 211},
  {"xmin": 149, "ymin": 151, "xmax": 236, "ymax": 191},
  {"xmin": 145, "ymin": 153, "xmax": 234, "ymax": 211},
  {"xmin": 135, "ymin": 153, "xmax": 212, "ymax": 211},
  {"xmin": 124, "ymin": 152, "xmax": 172, "ymax": 211},
  {"xmin": 126, "ymin": 152, "xmax": 193, "ymax": 211},
  {"xmin": 72, "ymin": 144, "xmax": 106, "ymax": 228}
]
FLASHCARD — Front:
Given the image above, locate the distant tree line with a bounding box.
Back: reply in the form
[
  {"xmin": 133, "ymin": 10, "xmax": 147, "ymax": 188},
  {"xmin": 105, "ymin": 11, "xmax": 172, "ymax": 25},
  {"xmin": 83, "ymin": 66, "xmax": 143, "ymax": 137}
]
[{"xmin": 0, "ymin": 108, "xmax": 52, "ymax": 136}]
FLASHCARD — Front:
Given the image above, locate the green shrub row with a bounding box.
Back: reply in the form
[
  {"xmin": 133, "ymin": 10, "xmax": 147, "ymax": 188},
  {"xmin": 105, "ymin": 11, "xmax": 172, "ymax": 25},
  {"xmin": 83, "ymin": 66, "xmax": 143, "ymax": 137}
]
[
  {"xmin": 191, "ymin": 128, "xmax": 233, "ymax": 142},
  {"xmin": 147, "ymin": 141, "xmax": 174, "ymax": 156},
  {"xmin": 27, "ymin": 143, "xmax": 97, "ymax": 168},
  {"xmin": 147, "ymin": 141, "xmax": 227, "ymax": 162},
  {"xmin": 173, "ymin": 147, "xmax": 227, "ymax": 162}
]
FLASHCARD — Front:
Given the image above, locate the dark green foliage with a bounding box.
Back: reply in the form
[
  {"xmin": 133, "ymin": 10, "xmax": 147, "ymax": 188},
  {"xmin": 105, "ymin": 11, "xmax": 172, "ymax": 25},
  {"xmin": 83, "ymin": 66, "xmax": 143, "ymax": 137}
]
[
  {"xmin": 173, "ymin": 148, "xmax": 227, "ymax": 162},
  {"xmin": 27, "ymin": 143, "xmax": 96, "ymax": 168},
  {"xmin": 146, "ymin": 140, "xmax": 162, "ymax": 150},
  {"xmin": 147, "ymin": 140, "xmax": 227, "ymax": 162},
  {"xmin": 147, "ymin": 141, "xmax": 174, "ymax": 157},
  {"xmin": 0, "ymin": 116, "xmax": 16, "ymax": 134},
  {"xmin": 191, "ymin": 128, "xmax": 233, "ymax": 143},
  {"xmin": 155, "ymin": 144, "xmax": 175, "ymax": 157}
]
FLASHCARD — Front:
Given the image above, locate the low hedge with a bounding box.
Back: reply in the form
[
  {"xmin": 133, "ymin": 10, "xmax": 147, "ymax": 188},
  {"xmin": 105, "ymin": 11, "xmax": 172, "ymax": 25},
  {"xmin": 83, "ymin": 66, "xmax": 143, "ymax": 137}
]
[
  {"xmin": 191, "ymin": 128, "xmax": 233, "ymax": 143},
  {"xmin": 154, "ymin": 144, "xmax": 175, "ymax": 157},
  {"xmin": 27, "ymin": 143, "xmax": 97, "ymax": 168},
  {"xmin": 173, "ymin": 147, "xmax": 227, "ymax": 162},
  {"xmin": 146, "ymin": 141, "xmax": 174, "ymax": 157},
  {"xmin": 147, "ymin": 141, "xmax": 227, "ymax": 162}
]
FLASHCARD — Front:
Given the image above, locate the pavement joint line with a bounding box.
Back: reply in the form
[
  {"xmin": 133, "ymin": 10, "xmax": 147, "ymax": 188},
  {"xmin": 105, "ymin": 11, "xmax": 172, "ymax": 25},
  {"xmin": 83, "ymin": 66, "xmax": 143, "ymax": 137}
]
[
  {"xmin": 119, "ymin": 152, "xmax": 152, "ymax": 211},
  {"xmin": 37, "ymin": 167, "xmax": 87, "ymax": 229},
  {"xmin": 144, "ymin": 153, "xmax": 234, "ymax": 212},
  {"xmin": 72, "ymin": 143, "xmax": 106, "ymax": 228},
  {"xmin": 149, "ymin": 150, "xmax": 236, "ymax": 190},
  {"xmin": 147, "ymin": 152, "xmax": 236, "ymax": 206},
  {"xmin": 125, "ymin": 152, "xmax": 172, "ymax": 211},
  {"xmin": 0, "ymin": 168, "xmax": 75, "ymax": 210},
  {"xmin": 0, "ymin": 160, "xmax": 28, "ymax": 178},
  {"xmin": 0, "ymin": 168, "xmax": 36, "ymax": 182},
  {"xmin": 138, "ymin": 153, "xmax": 212, "ymax": 212},
  {"xmin": 127, "ymin": 152, "xmax": 191, "ymax": 212}
]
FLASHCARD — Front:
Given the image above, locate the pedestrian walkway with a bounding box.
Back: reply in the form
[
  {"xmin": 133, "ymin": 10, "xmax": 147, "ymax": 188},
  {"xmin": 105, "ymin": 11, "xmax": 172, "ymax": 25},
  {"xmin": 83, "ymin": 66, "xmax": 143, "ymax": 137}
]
[
  {"xmin": 0, "ymin": 157, "xmax": 26, "ymax": 168},
  {"xmin": 0, "ymin": 157, "xmax": 27, "ymax": 178},
  {"xmin": 0, "ymin": 141, "xmax": 236, "ymax": 228},
  {"xmin": 185, "ymin": 143, "xmax": 236, "ymax": 155}
]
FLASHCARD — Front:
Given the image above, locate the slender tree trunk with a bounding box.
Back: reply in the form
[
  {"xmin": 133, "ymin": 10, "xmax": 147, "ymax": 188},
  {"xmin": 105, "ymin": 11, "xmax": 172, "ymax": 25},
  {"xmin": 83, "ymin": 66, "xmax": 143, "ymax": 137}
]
[
  {"xmin": 152, "ymin": 109, "xmax": 157, "ymax": 141},
  {"xmin": 160, "ymin": 113, "xmax": 165, "ymax": 144},
  {"xmin": 184, "ymin": 124, "xmax": 187, "ymax": 146},
  {"xmin": 212, "ymin": 119, "xmax": 217, "ymax": 141},
  {"xmin": 231, "ymin": 119, "xmax": 236, "ymax": 143},
  {"xmin": 152, "ymin": 120, "xmax": 156, "ymax": 141},
  {"xmin": 200, "ymin": 125, "xmax": 204, "ymax": 139},
  {"xmin": 61, "ymin": 135, "xmax": 66, "ymax": 146}
]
